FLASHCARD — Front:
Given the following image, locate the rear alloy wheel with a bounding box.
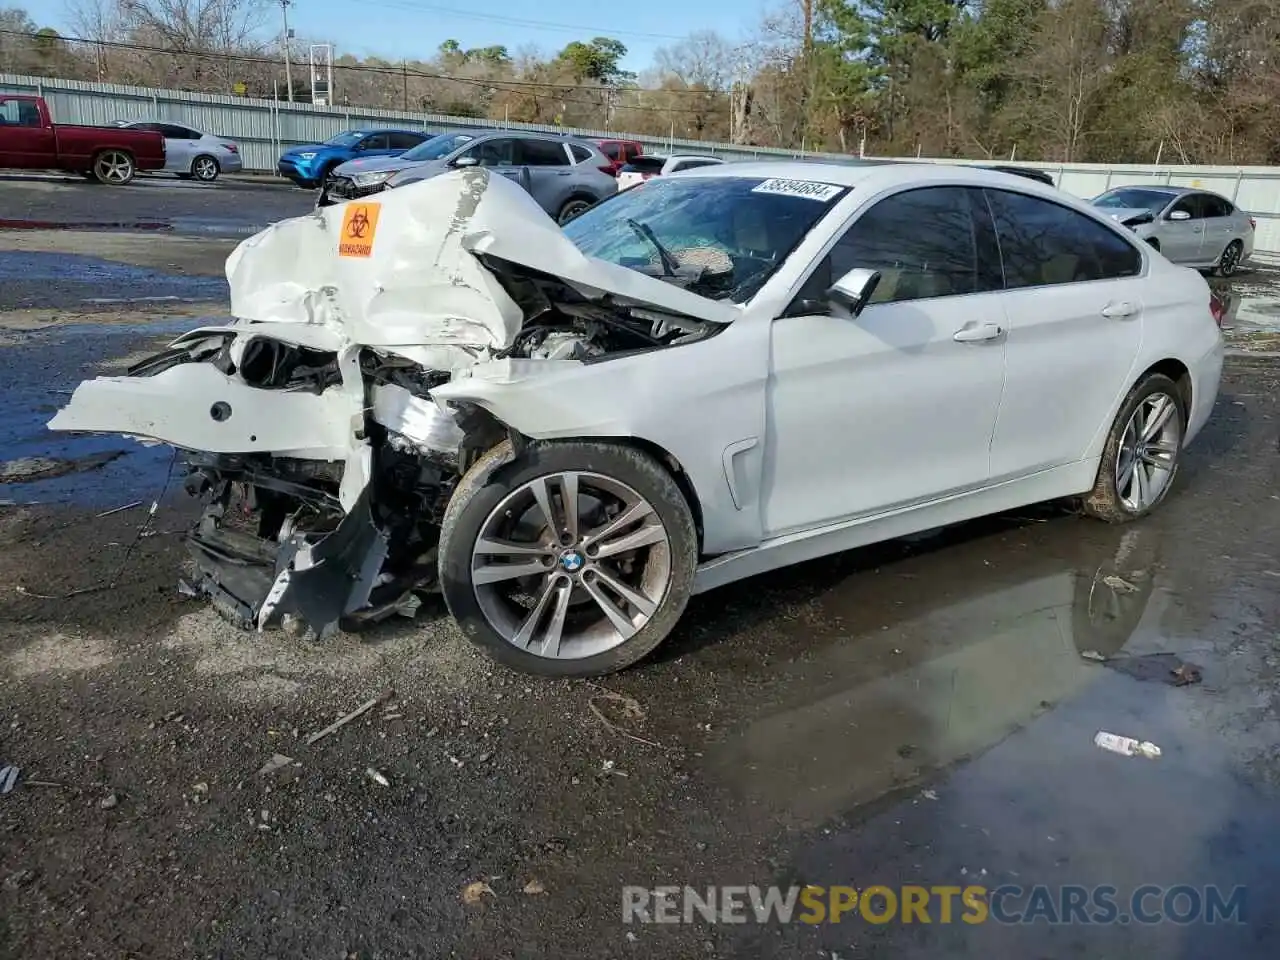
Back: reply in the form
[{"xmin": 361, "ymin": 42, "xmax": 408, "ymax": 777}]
[
  {"xmin": 1083, "ymin": 373, "xmax": 1186, "ymax": 523},
  {"xmin": 439, "ymin": 441, "xmax": 698, "ymax": 676},
  {"xmin": 92, "ymin": 150, "xmax": 136, "ymax": 185},
  {"xmin": 557, "ymin": 198, "xmax": 593, "ymax": 225},
  {"xmin": 1216, "ymin": 240, "xmax": 1243, "ymax": 277},
  {"xmin": 191, "ymin": 155, "xmax": 220, "ymax": 182}
]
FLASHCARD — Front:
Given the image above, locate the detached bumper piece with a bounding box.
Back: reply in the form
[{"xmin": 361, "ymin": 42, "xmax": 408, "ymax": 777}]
[{"xmin": 187, "ymin": 488, "xmax": 388, "ymax": 638}]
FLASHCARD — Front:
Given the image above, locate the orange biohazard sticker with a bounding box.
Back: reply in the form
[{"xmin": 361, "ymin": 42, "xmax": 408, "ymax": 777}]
[{"xmin": 338, "ymin": 202, "xmax": 381, "ymax": 257}]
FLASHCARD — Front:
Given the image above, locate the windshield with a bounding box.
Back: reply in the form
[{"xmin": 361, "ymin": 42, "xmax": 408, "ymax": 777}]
[
  {"xmin": 1094, "ymin": 188, "xmax": 1173, "ymax": 213},
  {"xmin": 561, "ymin": 176, "xmax": 847, "ymax": 304},
  {"xmin": 401, "ymin": 131, "xmax": 476, "ymax": 162},
  {"xmin": 323, "ymin": 131, "xmax": 366, "ymax": 147}
]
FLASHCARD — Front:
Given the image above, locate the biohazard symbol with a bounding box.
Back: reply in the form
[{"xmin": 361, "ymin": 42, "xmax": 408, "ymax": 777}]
[{"xmin": 338, "ymin": 202, "xmax": 381, "ymax": 257}]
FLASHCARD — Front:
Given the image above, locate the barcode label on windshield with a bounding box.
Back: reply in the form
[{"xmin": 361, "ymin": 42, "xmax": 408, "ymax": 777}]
[{"xmin": 751, "ymin": 178, "xmax": 843, "ymax": 202}]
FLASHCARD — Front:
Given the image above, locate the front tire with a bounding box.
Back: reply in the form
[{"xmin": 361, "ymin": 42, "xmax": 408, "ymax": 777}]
[
  {"xmin": 1083, "ymin": 373, "xmax": 1186, "ymax": 523},
  {"xmin": 439, "ymin": 440, "xmax": 698, "ymax": 677}
]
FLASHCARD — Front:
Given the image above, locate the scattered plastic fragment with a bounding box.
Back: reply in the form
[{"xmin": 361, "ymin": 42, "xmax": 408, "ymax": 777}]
[
  {"xmin": 365, "ymin": 767, "xmax": 390, "ymax": 787},
  {"xmin": 0, "ymin": 765, "xmax": 19, "ymax": 795},
  {"xmin": 257, "ymin": 753, "xmax": 295, "ymax": 777},
  {"xmin": 462, "ymin": 881, "xmax": 494, "ymax": 904},
  {"xmin": 1094, "ymin": 731, "xmax": 1161, "ymax": 759}
]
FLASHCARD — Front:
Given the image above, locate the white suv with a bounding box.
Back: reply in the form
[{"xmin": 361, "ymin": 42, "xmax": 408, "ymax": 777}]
[{"xmin": 616, "ymin": 154, "xmax": 725, "ymax": 190}]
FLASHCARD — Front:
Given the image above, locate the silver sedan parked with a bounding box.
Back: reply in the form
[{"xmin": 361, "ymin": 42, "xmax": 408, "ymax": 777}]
[
  {"xmin": 111, "ymin": 120, "xmax": 243, "ymax": 181},
  {"xmin": 1091, "ymin": 186, "xmax": 1255, "ymax": 276}
]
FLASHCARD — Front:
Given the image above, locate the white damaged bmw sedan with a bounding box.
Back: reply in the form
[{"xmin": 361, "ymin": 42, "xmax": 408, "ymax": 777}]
[{"xmin": 49, "ymin": 161, "xmax": 1224, "ymax": 676}]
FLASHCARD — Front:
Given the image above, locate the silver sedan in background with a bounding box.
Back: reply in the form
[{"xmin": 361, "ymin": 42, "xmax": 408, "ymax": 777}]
[
  {"xmin": 1091, "ymin": 185, "xmax": 1255, "ymax": 276},
  {"xmin": 111, "ymin": 120, "xmax": 243, "ymax": 181}
]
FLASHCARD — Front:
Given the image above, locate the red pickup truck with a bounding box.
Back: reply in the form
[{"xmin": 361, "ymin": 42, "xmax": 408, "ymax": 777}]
[{"xmin": 0, "ymin": 94, "xmax": 166, "ymax": 185}]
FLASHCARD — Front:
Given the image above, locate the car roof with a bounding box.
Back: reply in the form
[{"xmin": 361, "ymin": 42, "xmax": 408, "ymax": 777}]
[{"xmin": 672, "ymin": 159, "xmax": 1023, "ymax": 187}]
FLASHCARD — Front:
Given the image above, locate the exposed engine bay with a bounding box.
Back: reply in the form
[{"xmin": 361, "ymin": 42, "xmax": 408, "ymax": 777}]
[{"xmin": 48, "ymin": 168, "xmax": 729, "ymax": 636}]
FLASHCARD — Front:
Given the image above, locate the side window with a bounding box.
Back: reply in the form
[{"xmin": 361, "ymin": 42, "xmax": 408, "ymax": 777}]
[
  {"xmin": 600, "ymin": 142, "xmax": 621, "ymax": 160},
  {"xmin": 359, "ymin": 133, "xmax": 390, "ymax": 150},
  {"xmin": 388, "ymin": 132, "xmax": 424, "ymax": 150},
  {"xmin": 519, "ymin": 139, "xmax": 570, "ymax": 166},
  {"xmin": 984, "ymin": 188, "xmax": 1142, "ymax": 287},
  {"xmin": 568, "ymin": 143, "xmax": 592, "ymax": 164},
  {"xmin": 624, "ymin": 143, "xmax": 642, "ymax": 160},
  {"xmin": 1168, "ymin": 194, "xmax": 1200, "ymax": 219},
  {"xmin": 0, "ymin": 99, "xmax": 43, "ymax": 127},
  {"xmin": 159, "ymin": 124, "xmax": 191, "ymax": 139},
  {"xmin": 462, "ymin": 137, "xmax": 516, "ymax": 166},
  {"xmin": 1200, "ymin": 194, "xmax": 1231, "ymax": 218},
  {"xmin": 827, "ymin": 186, "xmax": 989, "ymax": 304}
]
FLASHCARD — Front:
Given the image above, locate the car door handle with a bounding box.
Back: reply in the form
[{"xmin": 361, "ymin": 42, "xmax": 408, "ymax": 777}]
[
  {"xmin": 1101, "ymin": 301, "xmax": 1137, "ymax": 319},
  {"xmin": 953, "ymin": 322, "xmax": 1004, "ymax": 342}
]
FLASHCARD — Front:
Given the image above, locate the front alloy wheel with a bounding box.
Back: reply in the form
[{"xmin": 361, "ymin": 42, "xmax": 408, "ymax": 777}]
[{"xmin": 439, "ymin": 441, "xmax": 698, "ymax": 676}]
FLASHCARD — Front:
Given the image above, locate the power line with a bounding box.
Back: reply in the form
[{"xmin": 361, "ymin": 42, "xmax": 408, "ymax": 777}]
[
  {"xmin": 0, "ymin": 29, "xmax": 730, "ymax": 117},
  {"xmin": 362, "ymin": 0, "xmax": 690, "ymax": 43}
]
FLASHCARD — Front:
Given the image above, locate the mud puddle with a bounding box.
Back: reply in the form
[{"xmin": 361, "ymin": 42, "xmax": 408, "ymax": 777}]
[
  {"xmin": 0, "ymin": 251, "xmax": 227, "ymax": 310},
  {"xmin": 0, "ymin": 319, "xmax": 211, "ymax": 508},
  {"xmin": 650, "ymin": 500, "xmax": 1280, "ymax": 956}
]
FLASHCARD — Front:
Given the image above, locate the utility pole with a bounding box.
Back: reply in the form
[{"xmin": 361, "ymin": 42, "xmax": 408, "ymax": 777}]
[
  {"xmin": 280, "ymin": 0, "xmax": 294, "ymax": 103},
  {"xmin": 801, "ymin": 0, "xmax": 813, "ymax": 57}
]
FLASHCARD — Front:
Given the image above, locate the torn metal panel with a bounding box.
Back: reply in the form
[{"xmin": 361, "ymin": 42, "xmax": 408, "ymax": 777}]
[
  {"xmin": 371, "ymin": 383, "xmax": 465, "ymax": 460},
  {"xmin": 48, "ymin": 360, "xmax": 358, "ymax": 459}
]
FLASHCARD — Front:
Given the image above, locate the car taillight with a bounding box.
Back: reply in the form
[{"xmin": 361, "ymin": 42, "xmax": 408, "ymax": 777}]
[
  {"xmin": 1249, "ymin": 217, "xmax": 1256, "ymax": 230},
  {"xmin": 1209, "ymin": 291, "xmax": 1226, "ymax": 328},
  {"xmin": 598, "ymin": 163, "xmax": 615, "ymax": 175},
  {"xmin": 225, "ymin": 144, "xmax": 238, "ymax": 154}
]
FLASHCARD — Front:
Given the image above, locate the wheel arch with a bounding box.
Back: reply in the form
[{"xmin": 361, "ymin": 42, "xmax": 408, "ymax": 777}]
[{"xmin": 1083, "ymin": 356, "xmax": 1193, "ymax": 463}]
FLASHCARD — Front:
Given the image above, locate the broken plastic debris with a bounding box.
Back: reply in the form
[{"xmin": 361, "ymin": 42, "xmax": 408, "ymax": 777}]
[
  {"xmin": 462, "ymin": 881, "xmax": 495, "ymax": 904},
  {"xmin": 365, "ymin": 767, "xmax": 390, "ymax": 787},
  {"xmin": 1102, "ymin": 575, "xmax": 1138, "ymax": 593},
  {"xmin": 257, "ymin": 753, "xmax": 295, "ymax": 777},
  {"xmin": 523, "ymin": 879, "xmax": 546, "ymax": 895},
  {"xmin": 1080, "ymin": 649, "xmax": 1108, "ymax": 662},
  {"xmin": 305, "ymin": 689, "xmax": 395, "ymax": 745},
  {"xmin": 1094, "ymin": 731, "xmax": 1161, "ymax": 759},
  {"xmin": 0, "ymin": 765, "xmax": 19, "ymax": 795},
  {"xmin": 1172, "ymin": 663, "xmax": 1202, "ymax": 686}
]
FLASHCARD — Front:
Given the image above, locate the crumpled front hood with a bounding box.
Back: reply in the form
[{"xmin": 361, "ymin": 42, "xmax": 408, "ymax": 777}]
[
  {"xmin": 332, "ymin": 154, "xmax": 409, "ymax": 177},
  {"xmin": 226, "ymin": 167, "xmax": 739, "ymax": 368}
]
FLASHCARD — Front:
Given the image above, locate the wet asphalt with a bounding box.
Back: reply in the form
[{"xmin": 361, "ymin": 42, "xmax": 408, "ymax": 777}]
[{"xmin": 1, "ymin": 183, "xmax": 1280, "ymax": 959}]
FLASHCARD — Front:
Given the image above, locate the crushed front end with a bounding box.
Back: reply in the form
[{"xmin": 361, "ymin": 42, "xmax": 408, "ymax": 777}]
[{"xmin": 47, "ymin": 168, "xmax": 729, "ymax": 638}]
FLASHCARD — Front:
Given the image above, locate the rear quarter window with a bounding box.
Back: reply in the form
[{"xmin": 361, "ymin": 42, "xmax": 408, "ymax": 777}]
[
  {"xmin": 984, "ymin": 188, "xmax": 1142, "ymax": 287},
  {"xmin": 569, "ymin": 144, "xmax": 592, "ymax": 163}
]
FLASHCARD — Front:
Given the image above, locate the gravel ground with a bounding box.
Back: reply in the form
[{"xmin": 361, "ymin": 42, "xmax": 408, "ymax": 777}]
[{"xmin": 2, "ymin": 219, "xmax": 1279, "ymax": 959}]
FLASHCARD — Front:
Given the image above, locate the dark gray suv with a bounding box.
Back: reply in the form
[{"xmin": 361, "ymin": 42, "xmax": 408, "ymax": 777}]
[{"xmin": 320, "ymin": 130, "xmax": 618, "ymax": 223}]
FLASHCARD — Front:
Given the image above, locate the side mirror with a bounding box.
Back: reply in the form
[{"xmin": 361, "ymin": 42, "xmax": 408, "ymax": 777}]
[
  {"xmin": 454, "ymin": 155, "xmax": 479, "ymax": 168},
  {"xmin": 827, "ymin": 267, "xmax": 882, "ymax": 318},
  {"xmin": 1167, "ymin": 209, "xmax": 1191, "ymax": 221}
]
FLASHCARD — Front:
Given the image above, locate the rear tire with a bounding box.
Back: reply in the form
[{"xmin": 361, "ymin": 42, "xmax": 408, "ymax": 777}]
[
  {"xmin": 439, "ymin": 440, "xmax": 698, "ymax": 677},
  {"xmin": 191, "ymin": 155, "xmax": 220, "ymax": 182},
  {"xmin": 91, "ymin": 149, "xmax": 136, "ymax": 185},
  {"xmin": 1215, "ymin": 239, "xmax": 1243, "ymax": 277},
  {"xmin": 556, "ymin": 197, "xmax": 594, "ymax": 225},
  {"xmin": 1082, "ymin": 373, "xmax": 1186, "ymax": 523}
]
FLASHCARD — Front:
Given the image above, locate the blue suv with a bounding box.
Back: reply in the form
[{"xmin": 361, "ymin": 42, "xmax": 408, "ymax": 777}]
[{"xmin": 277, "ymin": 128, "xmax": 431, "ymax": 188}]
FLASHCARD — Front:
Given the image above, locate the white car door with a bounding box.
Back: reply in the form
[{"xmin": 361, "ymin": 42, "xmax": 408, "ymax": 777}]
[
  {"xmin": 762, "ymin": 185, "xmax": 1008, "ymax": 537},
  {"xmin": 158, "ymin": 123, "xmax": 194, "ymax": 172},
  {"xmin": 1157, "ymin": 193, "xmax": 1205, "ymax": 263},
  {"xmin": 980, "ymin": 187, "xmax": 1146, "ymax": 479}
]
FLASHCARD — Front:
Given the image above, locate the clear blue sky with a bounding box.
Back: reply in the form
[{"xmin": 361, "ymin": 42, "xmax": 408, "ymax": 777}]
[{"xmin": 23, "ymin": 0, "xmax": 771, "ymax": 73}]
